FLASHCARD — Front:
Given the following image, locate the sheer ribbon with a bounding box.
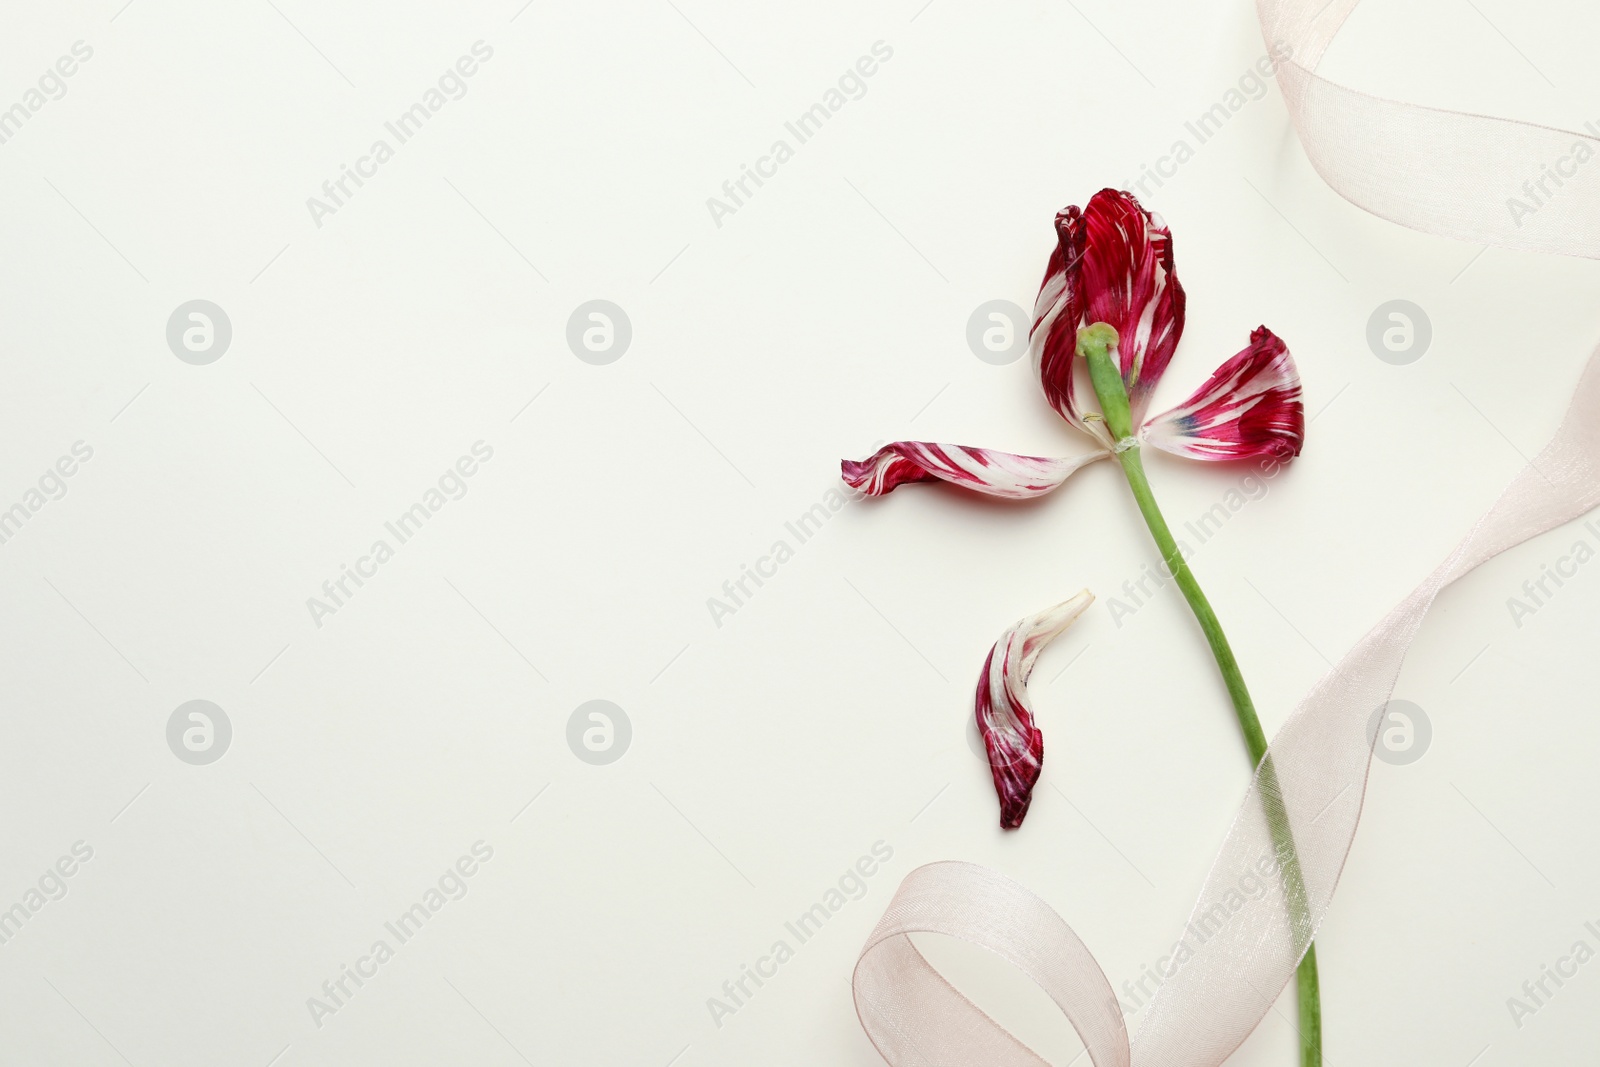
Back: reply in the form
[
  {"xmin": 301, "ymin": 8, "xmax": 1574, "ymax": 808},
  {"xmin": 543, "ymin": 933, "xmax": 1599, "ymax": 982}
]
[{"xmin": 853, "ymin": 1, "xmax": 1600, "ymax": 1062}]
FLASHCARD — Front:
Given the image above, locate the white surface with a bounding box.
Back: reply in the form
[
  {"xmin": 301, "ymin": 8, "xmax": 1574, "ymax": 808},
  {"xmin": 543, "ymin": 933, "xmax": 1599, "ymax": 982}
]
[{"xmin": 0, "ymin": 1, "xmax": 1596, "ymax": 1064}]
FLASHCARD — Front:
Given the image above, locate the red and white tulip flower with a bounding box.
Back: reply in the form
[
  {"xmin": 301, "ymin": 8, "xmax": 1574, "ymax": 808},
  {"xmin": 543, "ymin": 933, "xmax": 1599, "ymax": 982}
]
[
  {"xmin": 842, "ymin": 187, "xmax": 1321, "ymax": 1066},
  {"xmin": 841, "ymin": 188, "xmax": 1307, "ymax": 826},
  {"xmin": 842, "ymin": 189, "xmax": 1304, "ymax": 500}
]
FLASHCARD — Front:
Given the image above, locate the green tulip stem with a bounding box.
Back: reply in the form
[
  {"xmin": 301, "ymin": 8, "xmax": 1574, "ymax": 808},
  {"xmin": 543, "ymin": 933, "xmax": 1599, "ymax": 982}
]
[{"xmin": 1077, "ymin": 323, "xmax": 1322, "ymax": 1067}]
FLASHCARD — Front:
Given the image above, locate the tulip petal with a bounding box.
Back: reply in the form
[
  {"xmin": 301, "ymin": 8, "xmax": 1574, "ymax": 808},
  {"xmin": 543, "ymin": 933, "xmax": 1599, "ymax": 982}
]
[
  {"xmin": 976, "ymin": 591, "xmax": 1095, "ymax": 829},
  {"xmin": 1141, "ymin": 326, "xmax": 1305, "ymax": 461},
  {"xmin": 1032, "ymin": 190, "xmax": 1186, "ymax": 432},
  {"xmin": 1080, "ymin": 191, "xmax": 1188, "ymax": 416},
  {"xmin": 1030, "ymin": 218, "xmax": 1110, "ymax": 447},
  {"xmin": 841, "ymin": 442, "xmax": 1107, "ymax": 501}
]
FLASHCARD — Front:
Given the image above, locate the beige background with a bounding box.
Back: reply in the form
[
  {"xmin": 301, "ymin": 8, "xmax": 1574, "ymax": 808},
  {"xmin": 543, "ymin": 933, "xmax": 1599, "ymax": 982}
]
[{"xmin": 0, "ymin": 0, "xmax": 1595, "ymax": 1063}]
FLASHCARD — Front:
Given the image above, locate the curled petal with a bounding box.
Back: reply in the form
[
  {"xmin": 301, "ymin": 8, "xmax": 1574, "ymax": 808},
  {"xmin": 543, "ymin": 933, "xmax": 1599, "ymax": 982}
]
[
  {"xmin": 1141, "ymin": 326, "xmax": 1305, "ymax": 461},
  {"xmin": 1029, "ymin": 214, "xmax": 1109, "ymax": 446},
  {"xmin": 976, "ymin": 591, "xmax": 1095, "ymax": 829},
  {"xmin": 1079, "ymin": 191, "xmax": 1186, "ymax": 422},
  {"xmin": 1034, "ymin": 190, "xmax": 1186, "ymax": 429},
  {"xmin": 841, "ymin": 443, "xmax": 1106, "ymax": 501}
]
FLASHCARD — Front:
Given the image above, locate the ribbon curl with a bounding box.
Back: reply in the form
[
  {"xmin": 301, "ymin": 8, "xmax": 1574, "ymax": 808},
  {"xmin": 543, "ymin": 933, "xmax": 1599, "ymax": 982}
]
[
  {"xmin": 1261, "ymin": 0, "xmax": 1600, "ymax": 257},
  {"xmin": 854, "ymin": 1, "xmax": 1600, "ymax": 1062}
]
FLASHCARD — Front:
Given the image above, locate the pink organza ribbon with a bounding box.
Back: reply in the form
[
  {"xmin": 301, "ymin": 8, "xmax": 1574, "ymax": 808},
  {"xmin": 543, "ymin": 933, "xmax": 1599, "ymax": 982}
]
[{"xmin": 853, "ymin": 2, "xmax": 1600, "ymax": 1063}]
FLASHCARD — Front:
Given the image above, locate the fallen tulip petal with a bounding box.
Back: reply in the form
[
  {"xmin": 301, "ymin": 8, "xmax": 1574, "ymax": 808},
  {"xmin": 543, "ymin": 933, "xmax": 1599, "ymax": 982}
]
[
  {"xmin": 841, "ymin": 442, "xmax": 1107, "ymax": 500},
  {"xmin": 975, "ymin": 591, "xmax": 1095, "ymax": 829},
  {"xmin": 1141, "ymin": 326, "xmax": 1305, "ymax": 461}
]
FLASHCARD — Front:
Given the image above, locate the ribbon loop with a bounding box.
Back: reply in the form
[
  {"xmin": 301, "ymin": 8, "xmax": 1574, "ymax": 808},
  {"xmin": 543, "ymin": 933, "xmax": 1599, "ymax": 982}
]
[
  {"xmin": 855, "ymin": 3, "xmax": 1600, "ymax": 1060},
  {"xmin": 1261, "ymin": 0, "xmax": 1600, "ymax": 256},
  {"xmin": 855, "ymin": 861, "xmax": 1130, "ymax": 1067},
  {"xmin": 857, "ymin": 348, "xmax": 1600, "ymax": 1063}
]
